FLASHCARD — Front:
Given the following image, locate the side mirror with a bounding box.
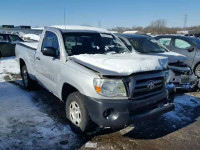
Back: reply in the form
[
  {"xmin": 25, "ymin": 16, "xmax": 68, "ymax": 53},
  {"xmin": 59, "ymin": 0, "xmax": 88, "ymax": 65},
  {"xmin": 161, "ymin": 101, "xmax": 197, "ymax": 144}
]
[
  {"xmin": 187, "ymin": 47, "xmax": 195, "ymax": 52},
  {"xmin": 42, "ymin": 47, "xmax": 57, "ymax": 57}
]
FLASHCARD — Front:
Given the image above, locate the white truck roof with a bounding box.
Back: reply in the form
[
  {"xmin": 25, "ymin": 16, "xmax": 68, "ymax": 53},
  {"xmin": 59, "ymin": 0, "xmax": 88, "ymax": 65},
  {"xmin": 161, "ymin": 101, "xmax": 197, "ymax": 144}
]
[{"xmin": 50, "ymin": 25, "xmax": 110, "ymax": 33}]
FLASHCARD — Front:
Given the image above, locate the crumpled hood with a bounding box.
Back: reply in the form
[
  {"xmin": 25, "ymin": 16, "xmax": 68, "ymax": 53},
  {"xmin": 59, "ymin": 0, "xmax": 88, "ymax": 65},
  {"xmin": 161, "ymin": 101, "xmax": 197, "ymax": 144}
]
[
  {"xmin": 70, "ymin": 53, "xmax": 168, "ymax": 76},
  {"xmin": 150, "ymin": 51, "xmax": 187, "ymax": 63}
]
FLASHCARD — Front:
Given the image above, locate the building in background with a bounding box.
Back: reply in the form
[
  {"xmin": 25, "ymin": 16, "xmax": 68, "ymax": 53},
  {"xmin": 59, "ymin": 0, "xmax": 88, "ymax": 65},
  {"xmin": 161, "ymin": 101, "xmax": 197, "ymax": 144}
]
[
  {"xmin": 0, "ymin": 25, "xmax": 43, "ymax": 37},
  {"xmin": 177, "ymin": 30, "xmax": 200, "ymax": 37}
]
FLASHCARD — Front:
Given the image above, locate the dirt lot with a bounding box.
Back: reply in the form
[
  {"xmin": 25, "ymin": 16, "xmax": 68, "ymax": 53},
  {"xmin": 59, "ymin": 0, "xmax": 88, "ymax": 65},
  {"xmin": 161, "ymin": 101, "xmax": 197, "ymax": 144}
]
[{"xmin": 0, "ymin": 57, "xmax": 200, "ymax": 150}]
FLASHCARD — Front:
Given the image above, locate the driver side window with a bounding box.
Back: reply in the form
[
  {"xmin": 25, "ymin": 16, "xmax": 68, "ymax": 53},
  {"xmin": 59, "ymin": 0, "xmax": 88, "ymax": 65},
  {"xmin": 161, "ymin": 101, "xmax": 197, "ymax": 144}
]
[
  {"xmin": 174, "ymin": 39, "xmax": 191, "ymax": 49},
  {"xmin": 42, "ymin": 31, "xmax": 60, "ymax": 56}
]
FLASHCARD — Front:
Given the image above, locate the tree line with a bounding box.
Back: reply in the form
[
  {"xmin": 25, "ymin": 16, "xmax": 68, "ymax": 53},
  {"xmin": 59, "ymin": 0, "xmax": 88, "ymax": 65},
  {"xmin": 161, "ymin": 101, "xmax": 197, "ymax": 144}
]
[{"xmin": 110, "ymin": 19, "xmax": 200, "ymax": 35}]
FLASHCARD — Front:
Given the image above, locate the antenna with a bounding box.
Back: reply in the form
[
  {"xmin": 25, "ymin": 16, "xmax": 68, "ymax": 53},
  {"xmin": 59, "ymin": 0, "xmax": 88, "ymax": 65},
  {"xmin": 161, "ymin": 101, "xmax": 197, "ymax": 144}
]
[
  {"xmin": 64, "ymin": 8, "xmax": 66, "ymax": 29},
  {"xmin": 184, "ymin": 14, "xmax": 187, "ymax": 29},
  {"xmin": 98, "ymin": 21, "xmax": 101, "ymax": 28}
]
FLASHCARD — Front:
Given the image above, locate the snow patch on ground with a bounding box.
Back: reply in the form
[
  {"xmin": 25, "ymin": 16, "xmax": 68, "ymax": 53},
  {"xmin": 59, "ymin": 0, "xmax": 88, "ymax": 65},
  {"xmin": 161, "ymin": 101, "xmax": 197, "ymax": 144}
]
[
  {"xmin": 0, "ymin": 57, "xmax": 20, "ymax": 82},
  {"xmin": 164, "ymin": 94, "xmax": 200, "ymax": 122},
  {"xmin": 0, "ymin": 82, "xmax": 76, "ymax": 149}
]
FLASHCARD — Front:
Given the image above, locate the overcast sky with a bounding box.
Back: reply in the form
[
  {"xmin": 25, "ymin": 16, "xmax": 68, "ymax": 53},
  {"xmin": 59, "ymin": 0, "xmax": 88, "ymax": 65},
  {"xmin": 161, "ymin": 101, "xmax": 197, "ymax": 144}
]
[{"xmin": 0, "ymin": 0, "xmax": 199, "ymax": 29}]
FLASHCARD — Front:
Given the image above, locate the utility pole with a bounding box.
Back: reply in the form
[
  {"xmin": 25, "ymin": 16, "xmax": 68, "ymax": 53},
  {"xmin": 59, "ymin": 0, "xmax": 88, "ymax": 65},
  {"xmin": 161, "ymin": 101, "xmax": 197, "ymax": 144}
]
[
  {"xmin": 64, "ymin": 8, "xmax": 66, "ymax": 28},
  {"xmin": 98, "ymin": 21, "xmax": 101, "ymax": 28},
  {"xmin": 183, "ymin": 14, "xmax": 187, "ymax": 29}
]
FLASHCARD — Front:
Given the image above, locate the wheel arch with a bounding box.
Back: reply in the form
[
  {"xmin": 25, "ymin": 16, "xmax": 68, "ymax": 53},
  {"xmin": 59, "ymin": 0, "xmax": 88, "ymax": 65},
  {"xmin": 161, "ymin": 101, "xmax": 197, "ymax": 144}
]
[
  {"xmin": 19, "ymin": 58, "xmax": 26, "ymax": 68},
  {"xmin": 19, "ymin": 58, "xmax": 26, "ymax": 73},
  {"xmin": 61, "ymin": 83, "xmax": 79, "ymax": 102}
]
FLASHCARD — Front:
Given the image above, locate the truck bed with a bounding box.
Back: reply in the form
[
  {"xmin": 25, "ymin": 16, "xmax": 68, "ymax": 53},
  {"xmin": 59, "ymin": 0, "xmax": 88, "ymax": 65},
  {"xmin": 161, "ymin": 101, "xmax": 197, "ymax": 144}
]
[
  {"xmin": 15, "ymin": 42, "xmax": 38, "ymax": 79},
  {"xmin": 18, "ymin": 42, "xmax": 38, "ymax": 50}
]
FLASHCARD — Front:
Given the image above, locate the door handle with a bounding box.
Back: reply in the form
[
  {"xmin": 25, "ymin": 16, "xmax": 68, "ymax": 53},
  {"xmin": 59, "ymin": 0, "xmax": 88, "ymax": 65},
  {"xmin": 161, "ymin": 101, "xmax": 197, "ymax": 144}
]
[{"xmin": 36, "ymin": 56, "xmax": 40, "ymax": 60}]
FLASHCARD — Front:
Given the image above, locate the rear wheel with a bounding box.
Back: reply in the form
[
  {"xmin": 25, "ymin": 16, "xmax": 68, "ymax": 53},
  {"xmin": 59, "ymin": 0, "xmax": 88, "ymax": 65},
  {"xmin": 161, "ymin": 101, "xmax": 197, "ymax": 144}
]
[
  {"xmin": 195, "ymin": 64, "xmax": 200, "ymax": 78},
  {"xmin": 21, "ymin": 65, "xmax": 34, "ymax": 89},
  {"xmin": 65, "ymin": 92, "xmax": 95, "ymax": 134}
]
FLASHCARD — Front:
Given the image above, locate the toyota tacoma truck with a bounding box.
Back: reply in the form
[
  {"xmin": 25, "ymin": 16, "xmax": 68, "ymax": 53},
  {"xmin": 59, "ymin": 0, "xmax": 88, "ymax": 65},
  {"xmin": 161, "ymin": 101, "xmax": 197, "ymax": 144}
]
[
  {"xmin": 15, "ymin": 26, "xmax": 174, "ymax": 133},
  {"xmin": 116, "ymin": 34, "xmax": 199, "ymax": 90}
]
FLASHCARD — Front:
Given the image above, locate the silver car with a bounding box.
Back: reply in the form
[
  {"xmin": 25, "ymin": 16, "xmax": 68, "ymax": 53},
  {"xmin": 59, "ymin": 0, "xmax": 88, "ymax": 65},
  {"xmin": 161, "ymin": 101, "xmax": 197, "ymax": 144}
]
[{"xmin": 155, "ymin": 35, "xmax": 200, "ymax": 78}]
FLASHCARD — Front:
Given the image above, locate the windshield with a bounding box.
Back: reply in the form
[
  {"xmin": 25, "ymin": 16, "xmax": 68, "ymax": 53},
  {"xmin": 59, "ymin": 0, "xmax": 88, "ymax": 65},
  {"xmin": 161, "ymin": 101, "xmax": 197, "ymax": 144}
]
[
  {"xmin": 62, "ymin": 33, "xmax": 129, "ymax": 56},
  {"xmin": 128, "ymin": 37, "xmax": 167, "ymax": 53},
  {"xmin": 9, "ymin": 35, "xmax": 23, "ymax": 42}
]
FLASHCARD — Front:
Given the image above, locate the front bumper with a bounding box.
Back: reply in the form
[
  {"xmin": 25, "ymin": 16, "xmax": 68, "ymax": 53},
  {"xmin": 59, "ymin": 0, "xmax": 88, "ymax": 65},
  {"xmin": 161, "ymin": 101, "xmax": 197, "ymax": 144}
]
[
  {"xmin": 169, "ymin": 68, "xmax": 198, "ymax": 89},
  {"xmin": 83, "ymin": 90, "xmax": 174, "ymax": 129}
]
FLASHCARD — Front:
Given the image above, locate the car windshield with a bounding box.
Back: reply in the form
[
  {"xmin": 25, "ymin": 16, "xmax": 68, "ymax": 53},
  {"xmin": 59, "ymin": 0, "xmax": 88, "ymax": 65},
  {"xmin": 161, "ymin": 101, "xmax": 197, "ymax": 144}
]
[
  {"xmin": 0, "ymin": 35, "xmax": 9, "ymax": 42},
  {"xmin": 62, "ymin": 33, "xmax": 129, "ymax": 56},
  {"xmin": 128, "ymin": 37, "xmax": 167, "ymax": 53},
  {"xmin": 9, "ymin": 35, "xmax": 23, "ymax": 42}
]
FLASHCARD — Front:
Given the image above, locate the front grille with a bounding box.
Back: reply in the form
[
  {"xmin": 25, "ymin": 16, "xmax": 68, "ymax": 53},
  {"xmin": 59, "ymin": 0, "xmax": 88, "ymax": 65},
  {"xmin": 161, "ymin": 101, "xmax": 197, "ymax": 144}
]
[{"xmin": 128, "ymin": 73, "xmax": 165, "ymax": 100}]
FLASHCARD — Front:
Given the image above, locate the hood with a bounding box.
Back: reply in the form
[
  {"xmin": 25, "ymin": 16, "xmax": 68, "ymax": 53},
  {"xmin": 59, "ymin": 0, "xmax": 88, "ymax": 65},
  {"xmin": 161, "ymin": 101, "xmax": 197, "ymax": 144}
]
[
  {"xmin": 70, "ymin": 53, "xmax": 168, "ymax": 76},
  {"xmin": 150, "ymin": 51, "xmax": 187, "ymax": 63}
]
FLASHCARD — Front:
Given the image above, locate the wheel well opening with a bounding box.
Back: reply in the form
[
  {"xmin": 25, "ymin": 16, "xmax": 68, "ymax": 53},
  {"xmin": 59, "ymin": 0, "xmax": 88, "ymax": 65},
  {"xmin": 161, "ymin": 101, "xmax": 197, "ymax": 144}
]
[
  {"xmin": 62, "ymin": 83, "xmax": 78, "ymax": 102},
  {"xmin": 19, "ymin": 59, "xmax": 25, "ymax": 70}
]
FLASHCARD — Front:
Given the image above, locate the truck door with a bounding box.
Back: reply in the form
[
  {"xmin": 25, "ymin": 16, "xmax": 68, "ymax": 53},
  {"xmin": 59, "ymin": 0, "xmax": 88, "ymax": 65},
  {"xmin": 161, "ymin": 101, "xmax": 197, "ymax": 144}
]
[
  {"xmin": 172, "ymin": 38, "xmax": 196, "ymax": 67},
  {"xmin": 35, "ymin": 31, "xmax": 60, "ymax": 95}
]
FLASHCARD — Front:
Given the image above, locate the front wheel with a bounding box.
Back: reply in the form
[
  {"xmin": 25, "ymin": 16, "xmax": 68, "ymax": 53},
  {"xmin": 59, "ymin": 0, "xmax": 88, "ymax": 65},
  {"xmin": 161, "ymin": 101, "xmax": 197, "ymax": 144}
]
[
  {"xmin": 195, "ymin": 64, "xmax": 200, "ymax": 78},
  {"xmin": 21, "ymin": 65, "xmax": 34, "ymax": 89},
  {"xmin": 66, "ymin": 92, "xmax": 95, "ymax": 133}
]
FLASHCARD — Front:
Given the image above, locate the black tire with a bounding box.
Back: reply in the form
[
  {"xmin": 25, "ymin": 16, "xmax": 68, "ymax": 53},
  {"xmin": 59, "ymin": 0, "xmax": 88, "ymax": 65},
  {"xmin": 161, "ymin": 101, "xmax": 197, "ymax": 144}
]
[
  {"xmin": 195, "ymin": 64, "xmax": 200, "ymax": 78},
  {"xmin": 168, "ymin": 92, "xmax": 175, "ymax": 103},
  {"xmin": 191, "ymin": 85, "xmax": 200, "ymax": 92},
  {"xmin": 21, "ymin": 65, "xmax": 34, "ymax": 89},
  {"xmin": 65, "ymin": 92, "xmax": 95, "ymax": 134}
]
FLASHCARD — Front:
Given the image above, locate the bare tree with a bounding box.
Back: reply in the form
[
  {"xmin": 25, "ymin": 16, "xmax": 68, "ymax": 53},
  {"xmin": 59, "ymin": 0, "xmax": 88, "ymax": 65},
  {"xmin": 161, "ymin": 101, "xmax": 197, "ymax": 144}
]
[{"xmin": 149, "ymin": 19, "xmax": 167, "ymax": 34}]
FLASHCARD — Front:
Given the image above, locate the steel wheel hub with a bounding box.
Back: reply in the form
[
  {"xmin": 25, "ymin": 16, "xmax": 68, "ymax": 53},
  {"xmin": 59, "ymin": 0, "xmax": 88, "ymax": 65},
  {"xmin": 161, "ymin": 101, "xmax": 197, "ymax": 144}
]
[{"xmin": 69, "ymin": 101, "xmax": 81, "ymax": 126}]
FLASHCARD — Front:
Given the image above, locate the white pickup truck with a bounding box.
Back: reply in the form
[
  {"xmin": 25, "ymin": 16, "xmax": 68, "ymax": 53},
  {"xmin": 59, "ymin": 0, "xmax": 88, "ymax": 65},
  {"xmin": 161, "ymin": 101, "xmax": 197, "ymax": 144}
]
[{"xmin": 15, "ymin": 26, "xmax": 174, "ymax": 133}]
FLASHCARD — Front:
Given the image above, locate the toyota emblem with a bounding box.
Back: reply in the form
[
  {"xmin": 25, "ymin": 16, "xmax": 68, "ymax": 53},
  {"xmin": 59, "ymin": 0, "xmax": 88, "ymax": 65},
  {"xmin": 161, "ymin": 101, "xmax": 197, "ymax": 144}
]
[{"xmin": 147, "ymin": 81, "xmax": 155, "ymax": 90}]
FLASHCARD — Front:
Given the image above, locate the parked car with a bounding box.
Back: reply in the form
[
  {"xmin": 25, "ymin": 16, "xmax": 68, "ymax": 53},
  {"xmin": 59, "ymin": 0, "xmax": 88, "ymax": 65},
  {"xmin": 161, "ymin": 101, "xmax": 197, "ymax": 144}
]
[
  {"xmin": 115, "ymin": 34, "xmax": 198, "ymax": 90},
  {"xmin": 155, "ymin": 35, "xmax": 200, "ymax": 78},
  {"xmin": 16, "ymin": 26, "xmax": 174, "ymax": 133},
  {"xmin": 0, "ymin": 33, "xmax": 23, "ymax": 57}
]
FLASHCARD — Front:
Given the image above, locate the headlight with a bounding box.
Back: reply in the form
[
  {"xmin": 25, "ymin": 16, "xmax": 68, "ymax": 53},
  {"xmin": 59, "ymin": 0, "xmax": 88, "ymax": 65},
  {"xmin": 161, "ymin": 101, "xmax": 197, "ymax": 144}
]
[
  {"xmin": 93, "ymin": 78, "xmax": 127, "ymax": 97},
  {"xmin": 159, "ymin": 58, "xmax": 168, "ymax": 69},
  {"xmin": 164, "ymin": 70, "xmax": 170, "ymax": 86}
]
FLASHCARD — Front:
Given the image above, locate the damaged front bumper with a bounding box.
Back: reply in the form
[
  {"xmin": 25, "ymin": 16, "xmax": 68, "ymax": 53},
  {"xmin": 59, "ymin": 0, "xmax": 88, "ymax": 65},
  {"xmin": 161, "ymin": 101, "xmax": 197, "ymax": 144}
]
[
  {"xmin": 83, "ymin": 90, "xmax": 174, "ymax": 129},
  {"xmin": 168, "ymin": 65, "xmax": 198, "ymax": 90}
]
